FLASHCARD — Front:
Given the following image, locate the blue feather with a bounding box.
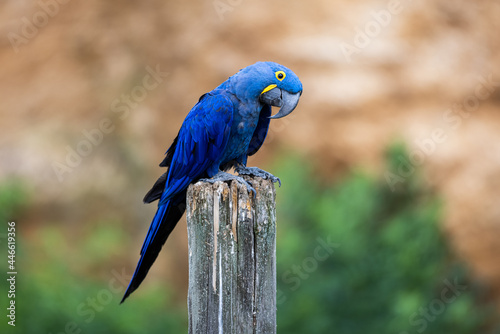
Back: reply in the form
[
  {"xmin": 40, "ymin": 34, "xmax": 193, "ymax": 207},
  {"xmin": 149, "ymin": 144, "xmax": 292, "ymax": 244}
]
[{"xmin": 121, "ymin": 62, "xmax": 302, "ymax": 303}]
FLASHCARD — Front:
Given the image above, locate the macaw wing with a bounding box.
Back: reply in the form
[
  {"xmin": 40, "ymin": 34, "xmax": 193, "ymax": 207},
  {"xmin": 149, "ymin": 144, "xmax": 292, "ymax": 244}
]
[
  {"xmin": 247, "ymin": 104, "xmax": 272, "ymax": 156},
  {"xmin": 138, "ymin": 92, "xmax": 233, "ymax": 256},
  {"xmin": 159, "ymin": 92, "xmax": 233, "ymax": 204}
]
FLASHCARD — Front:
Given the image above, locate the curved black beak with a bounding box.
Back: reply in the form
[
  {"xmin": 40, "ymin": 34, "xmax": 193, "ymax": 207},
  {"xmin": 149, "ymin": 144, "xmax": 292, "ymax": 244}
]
[{"xmin": 259, "ymin": 88, "xmax": 302, "ymax": 119}]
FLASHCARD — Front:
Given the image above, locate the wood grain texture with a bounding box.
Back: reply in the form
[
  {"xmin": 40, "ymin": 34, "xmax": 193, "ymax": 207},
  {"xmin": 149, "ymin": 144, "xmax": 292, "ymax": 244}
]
[{"xmin": 186, "ymin": 177, "xmax": 276, "ymax": 334}]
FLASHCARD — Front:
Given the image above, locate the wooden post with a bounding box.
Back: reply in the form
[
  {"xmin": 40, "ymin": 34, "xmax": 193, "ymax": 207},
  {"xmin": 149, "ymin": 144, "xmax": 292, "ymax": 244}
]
[{"xmin": 186, "ymin": 177, "xmax": 276, "ymax": 334}]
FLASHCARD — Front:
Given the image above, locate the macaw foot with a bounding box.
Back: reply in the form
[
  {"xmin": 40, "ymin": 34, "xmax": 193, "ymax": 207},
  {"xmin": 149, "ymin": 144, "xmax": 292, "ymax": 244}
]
[
  {"xmin": 234, "ymin": 166, "xmax": 281, "ymax": 187},
  {"xmin": 200, "ymin": 171, "xmax": 256, "ymax": 196}
]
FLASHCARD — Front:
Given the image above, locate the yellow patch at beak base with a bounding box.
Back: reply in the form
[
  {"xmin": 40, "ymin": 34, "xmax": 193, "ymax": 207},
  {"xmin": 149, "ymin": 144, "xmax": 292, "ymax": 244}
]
[{"xmin": 260, "ymin": 84, "xmax": 277, "ymax": 95}]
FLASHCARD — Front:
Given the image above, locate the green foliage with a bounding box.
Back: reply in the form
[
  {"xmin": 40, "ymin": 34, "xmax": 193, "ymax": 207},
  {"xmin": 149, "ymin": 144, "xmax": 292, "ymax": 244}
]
[
  {"xmin": 1, "ymin": 144, "xmax": 498, "ymax": 334},
  {"xmin": 0, "ymin": 180, "xmax": 187, "ymax": 334},
  {"xmin": 0, "ymin": 178, "xmax": 28, "ymax": 223},
  {"xmin": 274, "ymin": 146, "xmax": 496, "ymax": 334},
  {"xmin": 1, "ymin": 220, "xmax": 188, "ymax": 334}
]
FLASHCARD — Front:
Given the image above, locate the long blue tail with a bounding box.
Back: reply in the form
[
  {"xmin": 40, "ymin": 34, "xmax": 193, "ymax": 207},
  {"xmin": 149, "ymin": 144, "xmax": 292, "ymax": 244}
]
[{"xmin": 120, "ymin": 191, "xmax": 186, "ymax": 303}]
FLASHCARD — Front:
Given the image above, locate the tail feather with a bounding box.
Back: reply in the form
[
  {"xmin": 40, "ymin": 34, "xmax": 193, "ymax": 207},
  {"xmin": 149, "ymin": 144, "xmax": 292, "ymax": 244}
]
[{"xmin": 120, "ymin": 191, "xmax": 186, "ymax": 303}]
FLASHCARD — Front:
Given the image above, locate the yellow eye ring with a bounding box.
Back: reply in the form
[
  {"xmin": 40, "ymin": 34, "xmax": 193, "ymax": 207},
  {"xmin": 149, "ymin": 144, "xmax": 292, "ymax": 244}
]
[{"xmin": 275, "ymin": 71, "xmax": 286, "ymax": 81}]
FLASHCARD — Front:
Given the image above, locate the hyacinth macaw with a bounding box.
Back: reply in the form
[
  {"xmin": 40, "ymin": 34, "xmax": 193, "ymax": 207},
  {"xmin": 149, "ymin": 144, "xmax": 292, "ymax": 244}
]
[{"xmin": 121, "ymin": 61, "xmax": 302, "ymax": 303}]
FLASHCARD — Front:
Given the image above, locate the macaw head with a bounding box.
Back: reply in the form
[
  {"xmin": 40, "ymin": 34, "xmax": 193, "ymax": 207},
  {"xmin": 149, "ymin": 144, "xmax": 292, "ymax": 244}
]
[{"xmin": 231, "ymin": 61, "xmax": 303, "ymax": 119}]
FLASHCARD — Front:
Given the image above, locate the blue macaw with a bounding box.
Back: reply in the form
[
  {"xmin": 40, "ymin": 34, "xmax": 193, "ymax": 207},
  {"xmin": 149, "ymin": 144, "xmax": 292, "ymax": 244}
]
[{"xmin": 121, "ymin": 61, "xmax": 302, "ymax": 303}]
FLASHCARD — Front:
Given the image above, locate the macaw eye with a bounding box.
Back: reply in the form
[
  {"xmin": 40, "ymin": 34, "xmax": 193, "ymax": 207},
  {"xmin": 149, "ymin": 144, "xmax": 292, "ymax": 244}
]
[{"xmin": 275, "ymin": 71, "xmax": 286, "ymax": 81}]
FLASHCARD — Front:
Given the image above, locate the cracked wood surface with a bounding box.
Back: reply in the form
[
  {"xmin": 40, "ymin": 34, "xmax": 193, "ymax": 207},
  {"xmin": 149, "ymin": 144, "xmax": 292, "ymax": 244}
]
[{"xmin": 187, "ymin": 177, "xmax": 276, "ymax": 334}]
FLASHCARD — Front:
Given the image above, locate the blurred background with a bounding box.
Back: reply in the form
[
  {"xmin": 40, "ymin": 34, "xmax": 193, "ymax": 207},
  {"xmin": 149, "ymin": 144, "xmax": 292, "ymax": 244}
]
[{"xmin": 1, "ymin": 0, "xmax": 500, "ymax": 333}]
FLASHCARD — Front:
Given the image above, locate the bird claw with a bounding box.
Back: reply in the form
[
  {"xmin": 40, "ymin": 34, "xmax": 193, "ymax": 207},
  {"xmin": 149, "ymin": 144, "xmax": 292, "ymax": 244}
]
[
  {"xmin": 234, "ymin": 166, "xmax": 281, "ymax": 187},
  {"xmin": 200, "ymin": 172, "xmax": 256, "ymax": 196}
]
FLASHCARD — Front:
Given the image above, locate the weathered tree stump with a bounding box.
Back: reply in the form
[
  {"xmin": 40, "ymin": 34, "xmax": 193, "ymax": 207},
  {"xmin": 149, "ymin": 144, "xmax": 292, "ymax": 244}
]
[{"xmin": 186, "ymin": 177, "xmax": 276, "ymax": 334}]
